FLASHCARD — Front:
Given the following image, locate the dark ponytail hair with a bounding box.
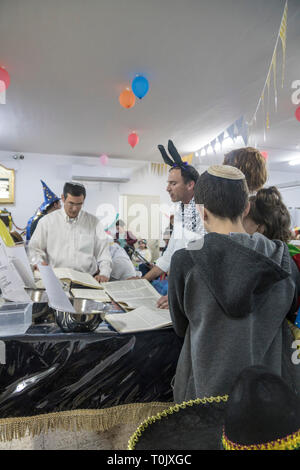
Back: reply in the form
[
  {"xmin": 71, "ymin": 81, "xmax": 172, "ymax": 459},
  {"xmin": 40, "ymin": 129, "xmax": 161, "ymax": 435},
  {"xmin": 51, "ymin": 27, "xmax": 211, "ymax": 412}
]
[{"xmin": 247, "ymin": 186, "xmax": 292, "ymax": 242}]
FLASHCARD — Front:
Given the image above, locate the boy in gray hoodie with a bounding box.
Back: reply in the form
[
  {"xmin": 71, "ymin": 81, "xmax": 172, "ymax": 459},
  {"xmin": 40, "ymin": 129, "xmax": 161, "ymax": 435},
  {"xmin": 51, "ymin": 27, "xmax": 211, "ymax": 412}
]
[{"xmin": 168, "ymin": 165, "xmax": 300, "ymax": 402}]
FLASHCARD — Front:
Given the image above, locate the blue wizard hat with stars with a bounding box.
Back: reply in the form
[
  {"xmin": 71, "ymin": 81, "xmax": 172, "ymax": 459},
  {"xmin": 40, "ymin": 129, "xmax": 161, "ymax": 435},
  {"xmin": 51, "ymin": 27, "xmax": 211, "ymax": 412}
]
[
  {"xmin": 26, "ymin": 180, "xmax": 60, "ymax": 240},
  {"xmin": 39, "ymin": 180, "xmax": 60, "ymax": 213}
]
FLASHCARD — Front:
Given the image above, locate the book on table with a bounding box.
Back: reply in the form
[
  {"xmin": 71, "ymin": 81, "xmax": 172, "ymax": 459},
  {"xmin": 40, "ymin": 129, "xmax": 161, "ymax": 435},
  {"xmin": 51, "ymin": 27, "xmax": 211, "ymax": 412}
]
[
  {"xmin": 102, "ymin": 305, "xmax": 172, "ymax": 333},
  {"xmin": 101, "ymin": 278, "xmax": 162, "ymax": 310},
  {"xmin": 100, "ymin": 279, "xmax": 172, "ymax": 333},
  {"xmin": 34, "ymin": 267, "xmax": 103, "ymax": 289}
]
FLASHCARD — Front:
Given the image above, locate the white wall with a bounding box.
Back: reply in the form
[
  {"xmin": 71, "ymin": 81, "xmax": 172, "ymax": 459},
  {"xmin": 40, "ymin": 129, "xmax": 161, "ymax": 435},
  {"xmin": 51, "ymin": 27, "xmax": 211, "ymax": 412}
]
[
  {"xmin": 2, "ymin": 149, "xmax": 300, "ymax": 233},
  {"xmin": 0, "ymin": 150, "xmax": 172, "ymax": 234}
]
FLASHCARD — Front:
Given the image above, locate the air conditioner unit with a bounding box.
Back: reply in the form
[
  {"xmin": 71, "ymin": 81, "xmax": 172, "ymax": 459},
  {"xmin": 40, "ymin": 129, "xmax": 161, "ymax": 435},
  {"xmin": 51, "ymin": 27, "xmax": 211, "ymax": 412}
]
[
  {"xmin": 71, "ymin": 164, "xmax": 131, "ymax": 183},
  {"xmin": 276, "ymin": 181, "xmax": 300, "ymax": 190}
]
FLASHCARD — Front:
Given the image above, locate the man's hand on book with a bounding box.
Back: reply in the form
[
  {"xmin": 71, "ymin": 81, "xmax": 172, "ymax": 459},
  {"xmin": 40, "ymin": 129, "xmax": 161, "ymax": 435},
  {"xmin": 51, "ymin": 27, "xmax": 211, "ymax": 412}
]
[
  {"xmin": 157, "ymin": 295, "xmax": 169, "ymax": 309},
  {"xmin": 94, "ymin": 274, "xmax": 109, "ymax": 283}
]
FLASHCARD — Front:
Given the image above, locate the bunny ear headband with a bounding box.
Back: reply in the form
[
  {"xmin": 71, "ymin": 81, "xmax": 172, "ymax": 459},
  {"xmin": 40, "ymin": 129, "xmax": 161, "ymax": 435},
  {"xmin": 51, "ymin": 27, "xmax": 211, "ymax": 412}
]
[{"xmin": 158, "ymin": 140, "xmax": 189, "ymax": 169}]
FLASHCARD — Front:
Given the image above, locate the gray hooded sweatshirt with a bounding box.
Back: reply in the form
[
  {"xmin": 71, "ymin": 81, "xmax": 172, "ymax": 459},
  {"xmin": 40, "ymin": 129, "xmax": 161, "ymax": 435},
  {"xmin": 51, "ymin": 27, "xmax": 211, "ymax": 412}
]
[{"xmin": 168, "ymin": 232, "xmax": 300, "ymax": 403}]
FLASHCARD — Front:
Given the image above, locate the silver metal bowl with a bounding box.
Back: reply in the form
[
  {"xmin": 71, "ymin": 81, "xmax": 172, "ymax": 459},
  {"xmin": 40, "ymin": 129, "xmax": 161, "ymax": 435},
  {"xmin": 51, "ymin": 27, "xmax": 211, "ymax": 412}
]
[
  {"xmin": 25, "ymin": 288, "xmax": 50, "ymax": 321},
  {"xmin": 25, "ymin": 288, "xmax": 49, "ymax": 303},
  {"xmin": 53, "ymin": 298, "xmax": 109, "ymax": 332}
]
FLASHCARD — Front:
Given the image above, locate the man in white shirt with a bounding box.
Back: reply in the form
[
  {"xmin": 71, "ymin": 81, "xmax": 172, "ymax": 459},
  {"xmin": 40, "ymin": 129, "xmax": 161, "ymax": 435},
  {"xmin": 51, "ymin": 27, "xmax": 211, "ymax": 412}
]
[
  {"xmin": 28, "ymin": 182, "xmax": 112, "ymax": 283},
  {"xmin": 143, "ymin": 141, "xmax": 204, "ymax": 308},
  {"xmin": 109, "ymin": 241, "xmax": 138, "ymax": 280}
]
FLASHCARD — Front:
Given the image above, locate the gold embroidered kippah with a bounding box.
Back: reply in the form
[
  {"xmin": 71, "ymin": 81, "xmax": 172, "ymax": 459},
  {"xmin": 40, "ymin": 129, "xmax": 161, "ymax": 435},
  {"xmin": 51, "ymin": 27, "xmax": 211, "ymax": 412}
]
[{"xmin": 207, "ymin": 165, "xmax": 245, "ymax": 180}]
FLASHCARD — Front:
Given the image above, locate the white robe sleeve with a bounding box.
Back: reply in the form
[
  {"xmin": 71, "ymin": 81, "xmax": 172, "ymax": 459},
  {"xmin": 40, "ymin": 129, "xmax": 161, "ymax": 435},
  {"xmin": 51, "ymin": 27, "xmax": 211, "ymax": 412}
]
[
  {"xmin": 94, "ymin": 221, "xmax": 112, "ymax": 278},
  {"xmin": 155, "ymin": 231, "xmax": 176, "ymax": 273},
  {"xmin": 27, "ymin": 217, "xmax": 49, "ymax": 265}
]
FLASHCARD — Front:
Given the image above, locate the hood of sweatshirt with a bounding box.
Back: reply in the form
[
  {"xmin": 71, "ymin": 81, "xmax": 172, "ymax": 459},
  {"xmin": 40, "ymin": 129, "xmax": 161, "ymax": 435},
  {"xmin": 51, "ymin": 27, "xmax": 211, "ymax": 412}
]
[{"xmin": 188, "ymin": 232, "xmax": 294, "ymax": 318}]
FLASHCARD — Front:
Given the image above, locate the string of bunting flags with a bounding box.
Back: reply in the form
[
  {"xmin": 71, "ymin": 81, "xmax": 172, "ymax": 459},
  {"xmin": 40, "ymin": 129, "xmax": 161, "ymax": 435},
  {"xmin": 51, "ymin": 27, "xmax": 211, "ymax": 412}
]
[
  {"xmin": 248, "ymin": 0, "xmax": 288, "ymax": 144},
  {"xmin": 196, "ymin": 115, "xmax": 249, "ymax": 158},
  {"xmin": 149, "ymin": 0, "xmax": 289, "ymax": 176},
  {"xmin": 149, "ymin": 116, "xmax": 248, "ymax": 176}
]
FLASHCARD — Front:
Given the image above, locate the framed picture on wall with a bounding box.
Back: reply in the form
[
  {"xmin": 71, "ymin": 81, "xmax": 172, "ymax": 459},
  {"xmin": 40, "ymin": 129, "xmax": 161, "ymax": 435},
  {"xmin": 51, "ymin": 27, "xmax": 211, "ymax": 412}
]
[{"xmin": 0, "ymin": 163, "xmax": 15, "ymax": 204}]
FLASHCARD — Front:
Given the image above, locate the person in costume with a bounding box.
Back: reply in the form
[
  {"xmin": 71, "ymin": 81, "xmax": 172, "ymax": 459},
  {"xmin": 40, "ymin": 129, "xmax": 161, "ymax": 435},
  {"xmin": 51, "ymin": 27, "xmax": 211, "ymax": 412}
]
[
  {"xmin": 223, "ymin": 146, "xmax": 267, "ymax": 194},
  {"xmin": 243, "ymin": 186, "xmax": 300, "ymax": 326},
  {"xmin": 114, "ymin": 219, "xmax": 137, "ymax": 250},
  {"xmin": 26, "ymin": 180, "xmax": 61, "ymax": 241},
  {"xmin": 128, "ymin": 365, "xmax": 300, "ymax": 451},
  {"xmin": 243, "ymin": 186, "xmax": 292, "ymax": 243},
  {"xmin": 142, "ymin": 140, "xmax": 204, "ymax": 309},
  {"xmin": 28, "ymin": 182, "xmax": 112, "ymax": 283},
  {"xmin": 132, "ymin": 239, "xmax": 152, "ymax": 264},
  {"xmin": 243, "ymin": 186, "xmax": 299, "ymax": 267},
  {"xmin": 168, "ymin": 165, "xmax": 300, "ymax": 403}
]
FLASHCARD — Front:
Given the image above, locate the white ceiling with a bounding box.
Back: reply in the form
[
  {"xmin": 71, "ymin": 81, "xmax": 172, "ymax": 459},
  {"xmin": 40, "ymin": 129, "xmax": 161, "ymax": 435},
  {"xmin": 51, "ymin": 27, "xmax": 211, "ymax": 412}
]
[{"xmin": 0, "ymin": 0, "xmax": 299, "ymax": 171}]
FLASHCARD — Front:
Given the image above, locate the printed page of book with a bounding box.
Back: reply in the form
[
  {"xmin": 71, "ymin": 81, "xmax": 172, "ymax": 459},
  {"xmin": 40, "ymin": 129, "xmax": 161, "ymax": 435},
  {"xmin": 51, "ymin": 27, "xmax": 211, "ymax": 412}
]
[
  {"xmin": 71, "ymin": 288, "xmax": 110, "ymax": 302},
  {"xmin": 53, "ymin": 268, "xmax": 102, "ymax": 288},
  {"xmin": 101, "ymin": 279, "xmax": 161, "ymax": 309},
  {"xmin": 103, "ymin": 306, "xmax": 172, "ymax": 333}
]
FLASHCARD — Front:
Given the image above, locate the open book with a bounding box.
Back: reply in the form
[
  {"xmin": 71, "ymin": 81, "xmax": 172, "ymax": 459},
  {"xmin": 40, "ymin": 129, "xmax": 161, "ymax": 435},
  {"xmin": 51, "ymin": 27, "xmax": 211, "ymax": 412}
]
[
  {"xmin": 102, "ymin": 306, "xmax": 172, "ymax": 333},
  {"xmin": 34, "ymin": 267, "xmax": 103, "ymax": 289},
  {"xmin": 101, "ymin": 279, "xmax": 162, "ymax": 310}
]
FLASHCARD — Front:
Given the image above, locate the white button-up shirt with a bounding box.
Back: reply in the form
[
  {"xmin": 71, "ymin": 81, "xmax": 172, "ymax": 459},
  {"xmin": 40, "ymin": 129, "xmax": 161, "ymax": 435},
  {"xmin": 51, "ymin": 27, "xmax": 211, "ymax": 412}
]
[
  {"xmin": 28, "ymin": 208, "xmax": 112, "ymax": 278},
  {"xmin": 155, "ymin": 197, "xmax": 204, "ymax": 273}
]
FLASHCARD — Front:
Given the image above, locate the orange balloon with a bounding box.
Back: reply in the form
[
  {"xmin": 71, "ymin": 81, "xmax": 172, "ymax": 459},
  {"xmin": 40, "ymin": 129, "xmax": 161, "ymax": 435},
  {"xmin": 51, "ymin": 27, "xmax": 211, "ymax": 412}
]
[{"xmin": 119, "ymin": 88, "xmax": 135, "ymax": 109}]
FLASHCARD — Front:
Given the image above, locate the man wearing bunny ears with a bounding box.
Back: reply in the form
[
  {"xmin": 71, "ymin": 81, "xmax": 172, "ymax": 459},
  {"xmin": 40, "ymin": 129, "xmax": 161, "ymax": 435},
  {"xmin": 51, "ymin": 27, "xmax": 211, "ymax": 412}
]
[{"xmin": 143, "ymin": 140, "xmax": 204, "ymax": 309}]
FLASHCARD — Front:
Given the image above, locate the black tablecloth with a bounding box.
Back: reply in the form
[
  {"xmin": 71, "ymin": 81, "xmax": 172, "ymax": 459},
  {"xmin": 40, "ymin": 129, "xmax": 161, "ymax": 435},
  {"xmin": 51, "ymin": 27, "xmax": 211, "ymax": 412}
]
[{"xmin": 0, "ymin": 323, "xmax": 182, "ymax": 419}]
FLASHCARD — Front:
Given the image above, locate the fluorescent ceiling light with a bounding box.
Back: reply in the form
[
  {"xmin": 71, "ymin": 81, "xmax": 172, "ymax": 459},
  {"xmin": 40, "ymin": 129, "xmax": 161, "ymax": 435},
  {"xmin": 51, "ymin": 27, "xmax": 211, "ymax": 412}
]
[{"xmin": 289, "ymin": 158, "xmax": 300, "ymax": 166}]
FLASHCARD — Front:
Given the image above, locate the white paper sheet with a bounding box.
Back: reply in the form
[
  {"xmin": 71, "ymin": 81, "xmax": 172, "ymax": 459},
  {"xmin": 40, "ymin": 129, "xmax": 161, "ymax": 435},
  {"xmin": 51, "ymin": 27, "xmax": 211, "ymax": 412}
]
[
  {"xmin": 0, "ymin": 239, "xmax": 9, "ymax": 267},
  {"xmin": 6, "ymin": 245, "xmax": 35, "ymax": 284},
  {"xmin": 38, "ymin": 264, "xmax": 75, "ymax": 313},
  {"xmin": 0, "ymin": 264, "xmax": 32, "ymax": 302},
  {"xmin": 10, "ymin": 257, "xmax": 36, "ymax": 289}
]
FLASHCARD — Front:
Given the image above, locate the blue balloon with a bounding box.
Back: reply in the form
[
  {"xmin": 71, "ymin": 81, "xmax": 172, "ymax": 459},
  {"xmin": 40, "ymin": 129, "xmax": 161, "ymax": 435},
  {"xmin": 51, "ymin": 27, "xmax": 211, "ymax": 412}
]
[{"xmin": 132, "ymin": 75, "xmax": 149, "ymax": 99}]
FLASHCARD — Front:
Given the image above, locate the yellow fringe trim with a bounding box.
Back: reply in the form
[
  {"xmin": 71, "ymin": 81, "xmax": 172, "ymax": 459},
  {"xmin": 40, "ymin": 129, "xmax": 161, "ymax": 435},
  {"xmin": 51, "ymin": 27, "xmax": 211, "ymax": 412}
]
[
  {"xmin": 222, "ymin": 428, "xmax": 300, "ymax": 450},
  {"xmin": 0, "ymin": 402, "xmax": 172, "ymax": 442},
  {"xmin": 128, "ymin": 395, "xmax": 229, "ymax": 450}
]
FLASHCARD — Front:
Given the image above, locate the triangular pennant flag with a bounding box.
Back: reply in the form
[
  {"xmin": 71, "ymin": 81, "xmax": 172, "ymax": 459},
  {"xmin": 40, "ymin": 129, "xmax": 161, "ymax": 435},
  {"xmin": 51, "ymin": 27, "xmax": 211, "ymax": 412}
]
[
  {"xmin": 226, "ymin": 123, "xmax": 235, "ymax": 141},
  {"xmin": 204, "ymin": 144, "xmax": 210, "ymax": 155},
  {"xmin": 210, "ymin": 139, "xmax": 217, "ymax": 154},
  {"xmin": 235, "ymin": 116, "xmax": 244, "ymax": 134},
  {"xmin": 217, "ymin": 132, "xmax": 225, "ymax": 149},
  {"xmin": 279, "ymin": 1, "xmax": 288, "ymax": 87},
  {"xmin": 241, "ymin": 123, "xmax": 249, "ymax": 147},
  {"xmin": 272, "ymin": 52, "xmax": 278, "ymax": 110}
]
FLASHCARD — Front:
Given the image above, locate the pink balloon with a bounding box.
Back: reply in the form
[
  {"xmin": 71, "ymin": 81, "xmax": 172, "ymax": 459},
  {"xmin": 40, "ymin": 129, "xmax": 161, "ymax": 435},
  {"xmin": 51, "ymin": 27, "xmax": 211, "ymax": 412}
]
[
  {"xmin": 295, "ymin": 107, "xmax": 300, "ymax": 122},
  {"xmin": 100, "ymin": 154, "xmax": 109, "ymax": 165}
]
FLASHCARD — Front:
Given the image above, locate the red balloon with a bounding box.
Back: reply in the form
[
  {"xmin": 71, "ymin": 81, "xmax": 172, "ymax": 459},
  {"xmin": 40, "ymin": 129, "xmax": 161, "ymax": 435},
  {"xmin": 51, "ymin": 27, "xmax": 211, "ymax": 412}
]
[
  {"xmin": 261, "ymin": 151, "xmax": 268, "ymax": 160},
  {"xmin": 128, "ymin": 132, "xmax": 139, "ymax": 148},
  {"xmin": 0, "ymin": 67, "xmax": 10, "ymax": 89},
  {"xmin": 295, "ymin": 107, "xmax": 300, "ymax": 122}
]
